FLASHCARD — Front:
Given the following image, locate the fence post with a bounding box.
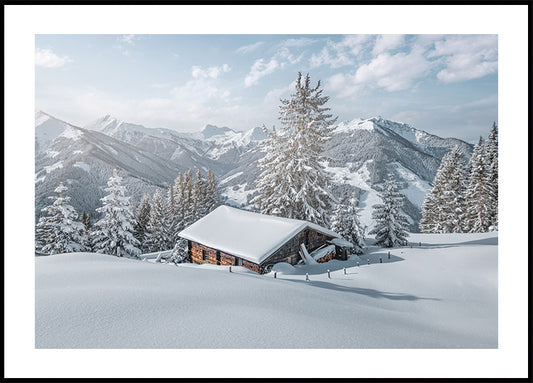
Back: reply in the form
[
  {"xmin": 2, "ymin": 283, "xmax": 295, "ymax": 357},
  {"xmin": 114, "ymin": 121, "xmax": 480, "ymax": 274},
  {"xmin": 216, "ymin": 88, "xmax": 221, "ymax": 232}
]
[
  {"xmin": 343, "ymin": 267, "xmax": 346, "ymax": 275},
  {"xmin": 306, "ymin": 273, "xmax": 309, "ymax": 281},
  {"xmin": 229, "ymin": 266, "xmax": 232, "ymax": 273},
  {"xmin": 327, "ymin": 269, "xmax": 331, "ymax": 279},
  {"xmin": 274, "ymin": 271, "xmax": 277, "ymax": 279},
  {"xmin": 388, "ymin": 251, "xmax": 390, "ymax": 259}
]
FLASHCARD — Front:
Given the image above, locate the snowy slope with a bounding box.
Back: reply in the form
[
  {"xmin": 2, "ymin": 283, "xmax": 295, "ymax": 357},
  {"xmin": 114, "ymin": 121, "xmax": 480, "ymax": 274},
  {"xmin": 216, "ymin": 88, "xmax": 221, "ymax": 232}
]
[
  {"xmin": 35, "ymin": 232, "xmax": 497, "ymax": 348},
  {"xmin": 35, "ymin": 111, "xmax": 78, "ymax": 154}
]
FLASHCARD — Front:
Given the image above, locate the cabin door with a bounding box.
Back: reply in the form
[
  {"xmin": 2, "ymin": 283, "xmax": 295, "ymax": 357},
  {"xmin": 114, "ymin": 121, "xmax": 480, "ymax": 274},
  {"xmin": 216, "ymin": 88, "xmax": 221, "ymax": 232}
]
[{"xmin": 216, "ymin": 251, "xmax": 221, "ymax": 265}]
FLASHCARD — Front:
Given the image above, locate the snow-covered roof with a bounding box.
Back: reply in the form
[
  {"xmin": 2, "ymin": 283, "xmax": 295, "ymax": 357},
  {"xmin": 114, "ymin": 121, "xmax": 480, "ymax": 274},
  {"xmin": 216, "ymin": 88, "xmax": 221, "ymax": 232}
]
[
  {"xmin": 328, "ymin": 237, "xmax": 354, "ymax": 248},
  {"xmin": 309, "ymin": 244, "xmax": 336, "ymax": 261},
  {"xmin": 178, "ymin": 205, "xmax": 340, "ymax": 264}
]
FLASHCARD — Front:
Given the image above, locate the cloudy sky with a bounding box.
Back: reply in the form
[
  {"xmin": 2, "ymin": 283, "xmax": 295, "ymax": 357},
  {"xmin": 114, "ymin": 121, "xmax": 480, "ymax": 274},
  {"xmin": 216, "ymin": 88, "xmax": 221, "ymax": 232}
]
[{"xmin": 36, "ymin": 34, "xmax": 497, "ymax": 143}]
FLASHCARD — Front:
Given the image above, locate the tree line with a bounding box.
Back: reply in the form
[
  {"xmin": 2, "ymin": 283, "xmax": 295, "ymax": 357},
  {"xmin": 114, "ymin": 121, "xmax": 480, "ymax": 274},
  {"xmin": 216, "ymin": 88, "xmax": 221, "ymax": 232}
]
[
  {"xmin": 35, "ymin": 168, "xmax": 220, "ymax": 258},
  {"xmin": 420, "ymin": 123, "xmax": 498, "ymax": 233}
]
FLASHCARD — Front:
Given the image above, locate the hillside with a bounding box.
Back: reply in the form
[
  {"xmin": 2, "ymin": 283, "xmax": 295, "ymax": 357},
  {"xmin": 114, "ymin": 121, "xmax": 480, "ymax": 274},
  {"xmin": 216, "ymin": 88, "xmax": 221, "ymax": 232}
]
[
  {"xmin": 35, "ymin": 232, "xmax": 497, "ymax": 348},
  {"xmin": 35, "ymin": 111, "xmax": 473, "ymax": 229}
]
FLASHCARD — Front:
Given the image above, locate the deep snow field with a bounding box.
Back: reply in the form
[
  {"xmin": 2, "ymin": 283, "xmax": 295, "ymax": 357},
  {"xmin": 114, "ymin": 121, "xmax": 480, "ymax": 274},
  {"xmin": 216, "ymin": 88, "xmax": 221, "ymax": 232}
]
[{"xmin": 35, "ymin": 232, "xmax": 497, "ymax": 349}]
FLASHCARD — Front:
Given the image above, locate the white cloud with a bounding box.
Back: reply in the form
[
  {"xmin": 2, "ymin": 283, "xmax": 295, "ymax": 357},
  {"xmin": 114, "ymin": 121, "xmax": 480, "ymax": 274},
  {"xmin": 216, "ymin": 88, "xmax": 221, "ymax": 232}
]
[
  {"xmin": 325, "ymin": 46, "xmax": 431, "ymax": 97},
  {"xmin": 310, "ymin": 46, "xmax": 353, "ymax": 68},
  {"xmin": 191, "ymin": 64, "xmax": 230, "ymax": 79},
  {"xmin": 430, "ymin": 35, "xmax": 498, "ymax": 83},
  {"xmin": 309, "ymin": 35, "xmax": 371, "ymax": 68},
  {"xmin": 325, "ymin": 72, "xmax": 360, "ymax": 98},
  {"xmin": 244, "ymin": 58, "xmax": 279, "ymax": 87},
  {"xmin": 235, "ymin": 41, "xmax": 264, "ymax": 55},
  {"xmin": 119, "ymin": 34, "xmax": 136, "ymax": 45},
  {"xmin": 264, "ymin": 81, "xmax": 296, "ymax": 105},
  {"xmin": 35, "ymin": 48, "xmax": 72, "ymax": 68},
  {"xmin": 116, "ymin": 34, "xmax": 139, "ymax": 56},
  {"xmin": 354, "ymin": 47, "xmax": 431, "ymax": 92},
  {"xmin": 278, "ymin": 37, "xmax": 319, "ymax": 48},
  {"xmin": 372, "ymin": 34, "xmax": 405, "ymax": 55}
]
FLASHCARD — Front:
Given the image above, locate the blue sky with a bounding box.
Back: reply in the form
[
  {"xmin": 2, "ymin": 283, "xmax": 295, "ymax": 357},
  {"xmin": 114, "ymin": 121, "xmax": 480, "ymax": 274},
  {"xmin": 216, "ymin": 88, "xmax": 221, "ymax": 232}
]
[{"xmin": 35, "ymin": 34, "xmax": 497, "ymax": 143}]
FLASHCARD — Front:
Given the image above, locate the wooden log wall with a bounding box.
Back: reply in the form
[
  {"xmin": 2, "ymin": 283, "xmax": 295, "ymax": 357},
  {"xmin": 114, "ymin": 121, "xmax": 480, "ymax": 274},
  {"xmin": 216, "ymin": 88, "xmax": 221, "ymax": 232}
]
[
  {"xmin": 242, "ymin": 260, "xmax": 263, "ymax": 274},
  {"xmin": 188, "ymin": 227, "xmax": 335, "ymax": 274},
  {"xmin": 190, "ymin": 242, "xmax": 217, "ymax": 264},
  {"xmin": 260, "ymin": 228, "xmax": 334, "ymax": 269},
  {"xmin": 219, "ymin": 252, "xmax": 236, "ymax": 266},
  {"xmin": 316, "ymin": 251, "xmax": 335, "ymax": 263}
]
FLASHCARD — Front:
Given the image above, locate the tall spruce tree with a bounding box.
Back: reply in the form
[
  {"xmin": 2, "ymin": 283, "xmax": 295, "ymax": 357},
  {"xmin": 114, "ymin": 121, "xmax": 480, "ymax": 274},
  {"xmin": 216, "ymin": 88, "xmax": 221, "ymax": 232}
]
[
  {"xmin": 205, "ymin": 169, "xmax": 220, "ymax": 214},
  {"xmin": 192, "ymin": 170, "xmax": 208, "ymax": 222},
  {"xmin": 330, "ymin": 191, "xmax": 365, "ymax": 254},
  {"xmin": 171, "ymin": 172, "xmax": 185, "ymax": 235},
  {"xmin": 92, "ymin": 169, "xmax": 141, "ymax": 257},
  {"xmin": 485, "ymin": 122, "xmax": 498, "ymax": 229},
  {"xmin": 181, "ymin": 170, "xmax": 194, "ymax": 228},
  {"xmin": 369, "ymin": 174, "xmax": 409, "ymax": 247},
  {"xmin": 463, "ymin": 137, "xmax": 493, "ymax": 233},
  {"xmin": 80, "ymin": 211, "xmax": 93, "ymax": 251},
  {"xmin": 134, "ymin": 194, "xmax": 152, "ymax": 252},
  {"xmin": 420, "ymin": 146, "xmax": 467, "ymax": 233},
  {"xmin": 144, "ymin": 188, "xmax": 172, "ymax": 252},
  {"xmin": 167, "ymin": 184, "xmax": 178, "ymax": 246},
  {"xmin": 35, "ymin": 181, "xmax": 85, "ymax": 254},
  {"xmin": 254, "ymin": 72, "xmax": 337, "ymax": 226}
]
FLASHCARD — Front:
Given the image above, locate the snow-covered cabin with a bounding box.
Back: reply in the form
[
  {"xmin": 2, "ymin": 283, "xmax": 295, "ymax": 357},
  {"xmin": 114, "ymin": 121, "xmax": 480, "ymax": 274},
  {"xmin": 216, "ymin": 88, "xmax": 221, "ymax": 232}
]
[{"xmin": 178, "ymin": 205, "xmax": 353, "ymax": 274}]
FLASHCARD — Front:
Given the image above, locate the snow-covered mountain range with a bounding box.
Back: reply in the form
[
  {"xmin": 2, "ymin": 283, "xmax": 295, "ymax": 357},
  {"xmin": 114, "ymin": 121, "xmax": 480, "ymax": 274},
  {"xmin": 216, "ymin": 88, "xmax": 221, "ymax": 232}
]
[{"xmin": 35, "ymin": 111, "xmax": 473, "ymax": 230}]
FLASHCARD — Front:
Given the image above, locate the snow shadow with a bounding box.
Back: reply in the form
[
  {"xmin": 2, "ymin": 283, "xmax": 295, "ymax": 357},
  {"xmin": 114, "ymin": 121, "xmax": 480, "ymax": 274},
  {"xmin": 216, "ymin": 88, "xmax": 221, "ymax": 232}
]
[
  {"xmin": 291, "ymin": 279, "xmax": 440, "ymax": 302},
  {"xmin": 420, "ymin": 237, "xmax": 498, "ymax": 249}
]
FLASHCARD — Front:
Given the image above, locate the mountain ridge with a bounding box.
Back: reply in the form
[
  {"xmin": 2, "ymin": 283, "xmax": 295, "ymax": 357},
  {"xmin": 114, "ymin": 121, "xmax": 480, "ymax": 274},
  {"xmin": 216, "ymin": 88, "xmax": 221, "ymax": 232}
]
[{"xmin": 35, "ymin": 111, "xmax": 473, "ymax": 230}]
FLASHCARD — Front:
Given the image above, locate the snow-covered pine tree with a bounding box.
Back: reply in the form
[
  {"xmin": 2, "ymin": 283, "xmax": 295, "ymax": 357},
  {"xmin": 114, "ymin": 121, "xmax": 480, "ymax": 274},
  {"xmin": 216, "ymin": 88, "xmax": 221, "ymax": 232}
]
[
  {"xmin": 253, "ymin": 125, "xmax": 291, "ymax": 215},
  {"xmin": 419, "ymin": 146, "xmax": 466, "ymax": 233},
  {"xmin": 485, "ymin": 122, "xmax": 498, "ymax": 229},
  {"xmin": 171, "ymin": 172, "xmax": 185, "ymax": 235},
  {"xmin": 463, "ymin": 137, "xmax": 494, "ymax": 233},
  {"xmin": 254, "ymin": 72, "xmax": 337, "ymax": 226},
  {"xmin": 80, "ymin": 211, "xmax": 93, "ymax": 251},
  {"xmin": 144, "ymin": 188, "xmax": 173, "ymax": 252},
  {"xmin": 169, "ymin": 237, "xmax": 189, "ymax": 264},
  {"xmin": 420, "ymin": 146, "xmax": 467, "ymax": 233},
  {"xmin": 92, "ymin": 168, "xmax": 141, "ymax": 257},
  {"xmin": 191, "ymin": 170, "xmax": 208, "ymax": 221},
  {"xmin": 181, "ymin": 170, "xmax": 194, "ymax": 228},
  {"xmin": 167, "ymin": 184, "xmax": 178, "ymax": 246},
  {"xmin": 205, "ymin": 169, "xmax": 220, "ymax": 214},
  {"xmin": 420, "ymin": 168, "xmax": 447, "ymax": 233},
  {"xmin": 330, "ymin": 191, "xmax": 365, "ymax": 254},
  {"xmin": 35, "ymin": 181, "xmax": 85, "ymax": 254},
  {"xmin": 369, "ymin": 174, "xmax": 409, "ymax": 247},
  {"xmin": 442, "ymin": 146, "xmax": 468, "ymax": 233},
  {"xmin": 134, "ymin": 194, "xmax": 151, "ymax": 252}
]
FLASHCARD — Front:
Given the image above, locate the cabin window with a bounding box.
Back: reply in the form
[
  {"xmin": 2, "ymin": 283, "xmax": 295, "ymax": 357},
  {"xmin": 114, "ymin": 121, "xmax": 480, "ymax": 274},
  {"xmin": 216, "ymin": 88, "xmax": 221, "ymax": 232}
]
[{"xmin": 202, "ymin": 250, "xmax": 208, "ymax": 261}]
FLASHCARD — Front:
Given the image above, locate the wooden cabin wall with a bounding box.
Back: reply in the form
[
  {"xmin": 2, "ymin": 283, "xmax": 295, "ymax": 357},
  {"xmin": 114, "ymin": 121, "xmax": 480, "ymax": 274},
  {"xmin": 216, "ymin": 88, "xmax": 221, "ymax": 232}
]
[
  {"xmin": 242, "ymin": 260, "xmax": 263, "ymax": 274},
  {"xmin": 188, "ymin": 227, "xmax": 334, "ymax": 274},
  {"xmin": 260, "ymin": 228, "xmax": 334, "ymax": 269},
  {"xmin": 190, "ymin": 241, "xmax": 240, "ymax": 267},
  {"xmin": 190, "ymin": 242, "xmax": 217, "ymax": 264},
  {"xmin": 219, "ymin": 251, "xmax": 237, "ymax": 266}
]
